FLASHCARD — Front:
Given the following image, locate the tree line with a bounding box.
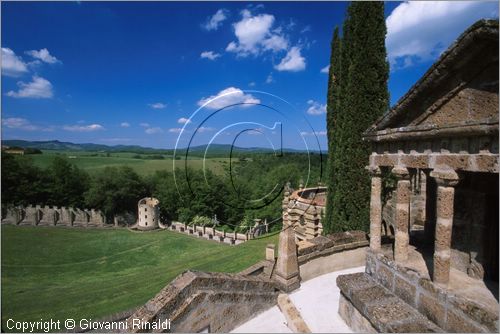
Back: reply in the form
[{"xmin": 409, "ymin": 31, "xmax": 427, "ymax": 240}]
[{"xmin": 2, "ymin": 152, "xmax": 323, "ymax": 232}]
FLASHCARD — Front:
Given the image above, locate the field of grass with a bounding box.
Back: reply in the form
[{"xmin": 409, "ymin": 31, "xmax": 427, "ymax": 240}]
[
  {"xmin": 1, "ymin": 225, "xmax": 278, "ymax": 330},
  {"xmin": 25, "ymin": 150, "xmax": 231, "ymax": 176}
]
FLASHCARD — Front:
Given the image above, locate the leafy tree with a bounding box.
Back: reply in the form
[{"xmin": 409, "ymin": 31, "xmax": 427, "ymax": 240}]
[
  {"xmin": 325, "ymin": 2, "xmax": 389, "ymax": 233},
  {"xmin": 85, "ymin": 166, "xmax": 148, "ymax": 219},
  {"xmin": 46, "ymin": 156, "xmax": 89, "ymax": 207}
]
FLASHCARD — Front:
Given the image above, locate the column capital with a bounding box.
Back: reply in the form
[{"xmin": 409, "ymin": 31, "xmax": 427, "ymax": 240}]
[
  {"xmin": 366, "ymin": 165, "xmax": 382, "ymax": 176},
  {"xmin": 430, "ymin": 167, "xmax": 459, "ymax": 187},
  {"xmin": 391, "ymin": 165, "xmax": 410, "ymax": 180}
]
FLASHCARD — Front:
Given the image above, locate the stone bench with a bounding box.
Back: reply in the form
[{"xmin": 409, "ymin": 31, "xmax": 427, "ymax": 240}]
[{"xmin": 337, "ymin": 272, "xmax": 442, "ymax": 333}]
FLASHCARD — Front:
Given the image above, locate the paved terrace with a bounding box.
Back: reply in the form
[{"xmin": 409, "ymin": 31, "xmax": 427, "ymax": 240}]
[{"xmin": 232, "ymin": 266, "xmax": 365, "ymax": 333}]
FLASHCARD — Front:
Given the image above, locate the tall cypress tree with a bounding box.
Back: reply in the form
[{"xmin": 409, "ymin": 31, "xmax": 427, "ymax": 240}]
[
  {"xmin": 325, "ymin": 2, "xmax": 389, "ymax": 233},
  {"xmin": 324, "ymin": 27, "xmax": 341, "ymax": 234}
]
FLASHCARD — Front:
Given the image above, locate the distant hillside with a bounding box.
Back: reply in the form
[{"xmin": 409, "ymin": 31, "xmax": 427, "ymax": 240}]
[{"xmin": 1, "ymin": 139, "xmax": 323, "ymax": 156}]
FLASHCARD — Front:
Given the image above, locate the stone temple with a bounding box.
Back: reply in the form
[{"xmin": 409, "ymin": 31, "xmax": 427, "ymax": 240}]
[{"xmin": 338, "ymin": 19, "xmax": 499, "ymax": 332}]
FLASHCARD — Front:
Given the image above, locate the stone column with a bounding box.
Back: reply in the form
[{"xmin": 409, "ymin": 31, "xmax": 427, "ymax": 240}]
[
  {"xmin": 430, "ymin": 167, "xmax": 459, "ymax": 286},
  {"xmin": 392, "ymin": 166, "xmax": 411, "ymax": 263},
  {"xmin": 368, "ymin": 166, "xmax": 383, "ymax": 251},
  {"xmin": 274, "ymin": 214, "xmax": 300, "ymax": 292}
]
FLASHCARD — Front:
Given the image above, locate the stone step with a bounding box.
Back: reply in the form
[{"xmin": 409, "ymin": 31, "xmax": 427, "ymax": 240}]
[
  {"xmin": 337, "ymin": 272, "xmax": 443, "ymax": 333},
  {"xmin": 277, "ymin": 293, "xmax": 311, "ymax": 333}
]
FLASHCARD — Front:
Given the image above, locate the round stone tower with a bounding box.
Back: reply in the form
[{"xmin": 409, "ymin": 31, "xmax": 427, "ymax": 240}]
[{"xmin": 137, "ymin": 197, "xmax": 160, "ymax": 230}]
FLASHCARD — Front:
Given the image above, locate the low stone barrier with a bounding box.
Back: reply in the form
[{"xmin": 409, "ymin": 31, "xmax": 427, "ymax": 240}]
[
  {"xmin": 126, "ymin": 270, "xmax": 278, "ymax": 333},
  {"xmin": 169, "ymin": 222, "xmax": 255, "ymax": 245},
  {"xmin": 297, "ymin": 231, "xmax": 370, "ymax": 281}
]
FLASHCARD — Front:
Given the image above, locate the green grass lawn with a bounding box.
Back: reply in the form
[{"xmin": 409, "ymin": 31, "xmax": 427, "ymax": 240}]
[
  {"xmin": 25, "ymin": 150, "xmax": 231, "ymax": 176},
  {"xmin": 1, "ymin": 226, "xmax": 278, "ymax": 330}
]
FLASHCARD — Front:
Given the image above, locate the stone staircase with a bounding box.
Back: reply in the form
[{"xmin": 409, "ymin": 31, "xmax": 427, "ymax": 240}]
[{"xmin": 337, "ymin": 272, "xmax": 442, "ymax": 332}]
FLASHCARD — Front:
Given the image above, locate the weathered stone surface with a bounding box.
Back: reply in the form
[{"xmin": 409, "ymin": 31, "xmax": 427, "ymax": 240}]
[
  {"xmin": 274, "ymin": 224, "xmax": 300, "ymax": 292},
  {"xmin": 376, "ymin": 263, "xmax": 395, "ymax": 291},
  {"xmin": 394, "ymin": 275, "xmax": 416, "ymax": 307},
  {"xmin": 338, "ymin": 293, "xmax": 377, "ymax": 333},
  {"xmin": 417, "ymin": 292, "xmax": 446, "ymax": 329},
  {"xmin": 446, "ymin": 309, "xmax": 489, "ymax": 333},
  {"xmin": 277, "ymin": 294, "xmax": 311, "ymax": 333}
]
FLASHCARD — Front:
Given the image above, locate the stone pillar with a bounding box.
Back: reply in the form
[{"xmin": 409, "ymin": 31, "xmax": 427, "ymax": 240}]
[
  {"xmin": 368, "ymin": 166, "xmax": 383, "ymax": 251},
  {"xmin": 430, "ymin": 167, "xmax": 459, "ymax": 286},
  {"xmin": 274, "ymin": 215, "xmax": 300, "ymax": 292},
  {"xmin": 392, "ymin": 166, "xmax": 411, "ymax": 263}
]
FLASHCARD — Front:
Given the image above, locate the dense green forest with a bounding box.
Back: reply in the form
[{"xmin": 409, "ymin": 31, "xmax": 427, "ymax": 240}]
[{"xmin": 2, "ymin": 152, "xmax": 324, "ymax": 232}]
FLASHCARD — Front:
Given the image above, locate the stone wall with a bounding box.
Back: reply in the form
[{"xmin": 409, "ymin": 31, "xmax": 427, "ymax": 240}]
[
  {"xmin": 2, "ymin": 205, "xmax": 106, "ymax": 227},
  {"xmin": 297, "ymin": 231, "xmax": 369, "ymax": 281},
  {"xmin": 365, "ymin": 249, "xmax": 498, "ymax": 332},
  {"xmin": 126, "ymin": 270, "xmax": 279, "ymax": 333},
  {"xmin": 169, "ymin": 222, "xmax": 267, "ymax": 245}
]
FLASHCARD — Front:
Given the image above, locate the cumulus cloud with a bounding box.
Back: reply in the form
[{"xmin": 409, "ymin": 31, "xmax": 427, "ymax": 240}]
[
  {"xmin": 197, "ymin": 87, "xmax": 260, "ymax": 110},
  {"xmin": 145, "ymin": 127, "xmax": 163, "ymax": 134},
  {"xmin": 203, "ymin": 9, "xmax": 228, "ymax": 31},
  {"xmin": 6, "ymin": 76, "xmax": 53, "ymax": 99},
  {"xmin": 306, "ymin": 100, "xmax": 326, "ymax": 115},
  {"xmin": 177, "ymin": 117, "xmax": 191, "ymax": 124},
  {"xmin": 63, "ymin": 124, "xmax": 104, "ymax": 132},
  {"xmin": 25, "ymin": 48, "xmax": 61, "ymax": 64},
  {"xmin": 197, "ymin": 126, "xmax": 215, "ymax": 133},
  {"xmin": 2, "ymin": 117, "xmax": 38, "ymax": 131},
  {"xmin": 120, "ymin": 122, "xmax": 130, "ymax": 127},
  {"xmin": 320, "ymin": 65, "xmax": 330, "ymax": 74},
  {"xmin": 139, "ymin": 122, "xmax": 150, "ymax": 127},
  {"xmin": 386, "ymin": 1, "xmax": 499, "ymax": 70},
  {"xmin": 148, "ymin": 102, "xmax": 166, "ymax": 109},
  {"xmin": 1, "ymin": 48, "xmax": 29, "ymax": 77},
  {"xmin": 226, "ymin": 10, "xmax": 288, "ymax": 57},
  {"xmin": 200, "ymin": 51, "xmax": 221, "ymax": 60},
  {"xmin": 275, "ymin": 47, "xmax": 306, "ymax": 72}
]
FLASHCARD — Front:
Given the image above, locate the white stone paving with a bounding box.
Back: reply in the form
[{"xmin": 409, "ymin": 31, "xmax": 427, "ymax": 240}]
[{"xmin": 232, "ymin": 266, "xmax": 365, "ymax": 333}]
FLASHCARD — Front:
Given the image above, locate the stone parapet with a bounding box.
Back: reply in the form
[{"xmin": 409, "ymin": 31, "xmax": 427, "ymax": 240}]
[
  {"xmin": 365, "ymin": 250, "xmax": 498, "ymax": 332},
  {"xmin": 337, "ymin": 272, "xmax": 442, "ymax": 333},
  {"xmin": 126, "ymin": 270, "xmax": 278, "ymax": 333}
]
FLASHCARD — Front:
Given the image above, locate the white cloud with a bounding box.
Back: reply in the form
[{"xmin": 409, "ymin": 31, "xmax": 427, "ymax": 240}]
[
  {"xmin": 145, "ymin": 127, "xmax": 163, "ymax": 134},
  {"xmin": 177, "ymin": 117, "xmax": 191, "ymax": 124},
  {"xmin": 197, "ymin": 126, "xmax": 215, "ymax": 133},
  {"xmin": 1, "ymin": 48, "xmax": 29, "ymax": 77},
  {"xmin": 120, "ymin": 122, "xmax": 130, "ymax": 128},
  {"xmin": 306, "ymin": 100, "xmax": 326, "ymax": 115},
  {"xmin": 148, "ymin": 102, "xmax": 166, "ymax": 109},
  {"xmin": 248, "ymin": 81, "xmax": 256, "ymax": 87},
  {"xmin": 139, "ymin": 122, "xmax": 150, "ymax": 127},
  {"xmin": 203, "ymin": 9, "xmax": 228, "ymax": 31},
  {"xmin": 197, "ymin": 87, "xmax": 260, "ymax": 110},
  {"xmin": 2, "ymin": 117, "xmax": 38, "ymax": 131},
  {"xmin": 25, "ymin": 48, "xmax": 61, "ymax": 64},
  {"xmin": 386, "ymin": 1, "xmax": 499, "ymax": 70},
  {"xmin": 6, "ymin": 76, "xmax": 53, "ymax": 99},
  {"xmin": 226, "ymin": 11, "xmax": 288, "ymax": 56},
  {"xmin": 200, "ymin": 51, "xmax": 221, "ymax": 60},
  {"xmin": 275, "ymin": 47, "xmax": 306, "ymax": 72},
  {"xmin": 320, "ymin": 65, "xmax": 330, "ymax": 74},
  {"xmin": 169, "ymin": 127, "xmax": 184, "ymax": 134},
  {"xmin": 266, "ymin": 73, "xmax": 274, "ymax": 84},
  {"xmin": 300, "ymin": 130, "xmax": 327, "ymax": 136},
  {"xmin": 63, "ymin": 124, "xmax": 104, "ymax": 132}
]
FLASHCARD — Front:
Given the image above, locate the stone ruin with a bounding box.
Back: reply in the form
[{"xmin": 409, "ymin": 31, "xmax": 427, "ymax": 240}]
[
  {"xmin": 283, "ymin": 185, "xmax": 325, "ymax": 240},
  {"xmin": 2, "ymin": 205, "xmax": 106, "ymax": 227},
  {"xmin": 338, "ymin": 20, "xmax": 499, "ymax": 333}
]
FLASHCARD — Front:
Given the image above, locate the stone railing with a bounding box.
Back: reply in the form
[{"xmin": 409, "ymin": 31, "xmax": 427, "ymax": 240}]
[
  {"xmin": 1, "ymin": 205, "xmax": 107, "ymax": 227},
  {"xmin": 169, "ymin": 222, "xmax": 268, "ymax": 245},
  {"xmin": 126, "ymin": 270, "xmax": 279, "ymax": 333},
  {"xmin": 296, "ymin": 231, "xmax": 370, "ymax": 281}
]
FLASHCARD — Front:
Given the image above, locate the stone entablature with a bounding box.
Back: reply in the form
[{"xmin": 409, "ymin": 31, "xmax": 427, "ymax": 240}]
[
  {"xmin": 1, "ymin": 205, "xmax": 106, "ymax": 227},
  {"xmin": 126, "ymin": 270, "xmax": 279, "ymax": 333}
]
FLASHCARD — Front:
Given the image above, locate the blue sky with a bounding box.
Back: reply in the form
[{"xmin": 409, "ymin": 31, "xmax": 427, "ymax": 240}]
[{"xmin": 2, "ymin": 1, "xmax": 498, "ymax": 150}]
